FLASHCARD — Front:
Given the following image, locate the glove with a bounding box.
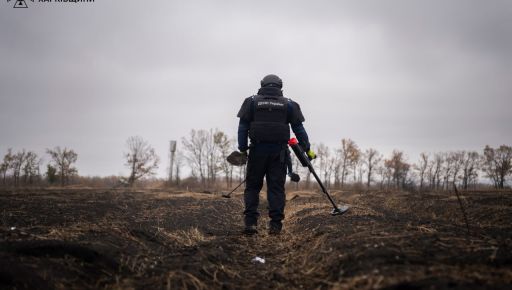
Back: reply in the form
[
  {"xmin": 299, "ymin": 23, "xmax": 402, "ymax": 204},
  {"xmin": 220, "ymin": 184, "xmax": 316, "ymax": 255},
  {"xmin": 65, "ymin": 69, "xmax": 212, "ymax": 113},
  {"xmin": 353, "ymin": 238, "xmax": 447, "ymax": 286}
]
[
  {"xmin": 288, "ymin": 172, "xmax": 301, "ymax": 182},
  {"xmin": 306, "ymin": 149, "xmax": 316, "ymax": 161}
]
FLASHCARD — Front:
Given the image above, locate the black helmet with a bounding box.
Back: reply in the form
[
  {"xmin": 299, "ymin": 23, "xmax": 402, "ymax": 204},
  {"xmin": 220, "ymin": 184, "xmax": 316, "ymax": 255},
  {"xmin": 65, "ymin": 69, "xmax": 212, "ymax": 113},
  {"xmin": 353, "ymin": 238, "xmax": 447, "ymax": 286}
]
[{"xmin": 260, "ymin": 74, "xmax": 283, "ymax": 88}]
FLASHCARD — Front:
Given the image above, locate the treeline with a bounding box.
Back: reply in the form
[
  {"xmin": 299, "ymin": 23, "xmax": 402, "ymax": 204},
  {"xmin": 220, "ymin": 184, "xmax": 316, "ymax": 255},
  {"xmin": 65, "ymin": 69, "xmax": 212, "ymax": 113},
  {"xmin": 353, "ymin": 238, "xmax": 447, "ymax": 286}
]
[
  {"xmin": 176, "ymin": 130, "xmax": 512, "ymax": 191},
  {"xmin": 294, "ymin": 141, "xmax": 512, "ymax": 191},
  {"xmin": 0, "ymin": 147, "xmax": 78, "ymax": 187},
  {"xmin": 1, "ymin": 129, "xmax": 511, "ymax": 191},
  {"xmin": 0, "ymin": 136, "xmax": 160, "ymax": 188},
  {"xmin": 178, "ymin": 129, "xmax": 242, "ymax": 189}
]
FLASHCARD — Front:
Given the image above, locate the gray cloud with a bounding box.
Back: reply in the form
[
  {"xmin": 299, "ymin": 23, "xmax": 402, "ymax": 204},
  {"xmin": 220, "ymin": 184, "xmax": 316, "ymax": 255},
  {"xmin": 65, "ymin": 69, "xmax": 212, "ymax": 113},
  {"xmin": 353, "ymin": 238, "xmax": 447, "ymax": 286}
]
[{"xmin": 1, "ymin": 0, "xmax": 511, "ymax": 176}]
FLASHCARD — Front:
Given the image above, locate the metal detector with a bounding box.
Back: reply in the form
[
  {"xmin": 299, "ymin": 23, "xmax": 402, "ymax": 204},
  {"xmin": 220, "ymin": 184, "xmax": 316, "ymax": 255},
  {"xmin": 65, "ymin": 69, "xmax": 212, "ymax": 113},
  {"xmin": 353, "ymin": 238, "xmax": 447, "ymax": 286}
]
[
  {"xmin": 288, "ymin": 138, "xmax": 349, "ymax": 216},
  {"xmin": 221, "ymin": 178, "xmax": 246, "ymax": 198}
]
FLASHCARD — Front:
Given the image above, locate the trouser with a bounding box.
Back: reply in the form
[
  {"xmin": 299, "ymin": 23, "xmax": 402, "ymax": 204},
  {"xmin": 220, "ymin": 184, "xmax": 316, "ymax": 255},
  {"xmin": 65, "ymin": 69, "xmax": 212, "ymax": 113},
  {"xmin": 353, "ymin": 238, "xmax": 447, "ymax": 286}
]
[{"xmin": 243, "ymin": 150, "xmax": 287, "ymax": 230}]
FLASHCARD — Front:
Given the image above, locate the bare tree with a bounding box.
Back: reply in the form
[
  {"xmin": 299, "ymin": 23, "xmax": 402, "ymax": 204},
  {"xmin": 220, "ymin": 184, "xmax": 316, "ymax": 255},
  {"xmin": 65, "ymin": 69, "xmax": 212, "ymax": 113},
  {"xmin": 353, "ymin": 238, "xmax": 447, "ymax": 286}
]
[
  {"xmin": 46, "ymin": 164, "xmax": 58, "ymax": 185},
  {"xmin": 376, "ymin": 164, "xmax": 392, "ymax": 190},
  {"xmin": 22, "ymin": 151, "xmax": 41, "ymax": 185},
  {"xmin": 206, "ymin": 129, "xmax": 222, "ymax": 186},
  {"xmin": 430, "ymin": 153, "xmax": 443, "ymax": 190},
  {"xmin": 461, "ymin": 151, "xmax": 479, "ymax": 190},
  {"xmin": 182, "ymin": 128, "xmax": 234, "ymax": 189},
  {"xmin": 363, "ymin": 148, "xmax": 382, "ymax": 188},
  {"xmin": 11, "ymin": 150, "xmax": 27, "ymax": 187},
  {"xmin": 441, "ymin": 152, "xmax": 454, "ymax": 190},
  {"xmin": 450, "ymin": 151, "xmax": 464, "ymax": 187},
  {"xmin": 338, "ymin": 138, "xmax": 360, "ymax": 188},
  {"xmin": 1, "ymin": 149, "xmax": 14, "ymax": 186},
  {"xmin": 482, "ymin": 145, "xmax": 512, "ymax": 189},
  {"xmin": 415, "ymin": 152, "xmax": 429, "ymax": 191},
  {"xmin": 47, "ymin": 147, "xmax": 78, "ymax": 186},
  {"xmin": 352, "ymin": 151, "xmax": 362, "ymax": 184},
  {"xmin": 384, "ymin": 150, "xmax": 410, "ymax": 190},
  {"xmin": 356, "ymin": 163, "xmax": 365, "ymax": 184},
  {"xmin": 316, "ymin": 143, "xmax": 331, "ymax": 188},
  {"xmin": 214, "ymin": 131, "xmax": 234, "ymax": 189},
  {"xmin": 124, "ymin": 136, "xmax": 159, "ymax": 187},
  {"xmin": 182, "ymin": 129, "xmax": 208, "ymax": 187}
]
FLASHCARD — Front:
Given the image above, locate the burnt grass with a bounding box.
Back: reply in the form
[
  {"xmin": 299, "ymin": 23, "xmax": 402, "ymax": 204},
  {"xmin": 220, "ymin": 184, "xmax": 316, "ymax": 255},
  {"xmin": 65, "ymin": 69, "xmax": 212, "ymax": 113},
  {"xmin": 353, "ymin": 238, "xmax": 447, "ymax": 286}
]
[{"xmin": 0, "ymin": 188, "xmax": 511, "ymax": 289}]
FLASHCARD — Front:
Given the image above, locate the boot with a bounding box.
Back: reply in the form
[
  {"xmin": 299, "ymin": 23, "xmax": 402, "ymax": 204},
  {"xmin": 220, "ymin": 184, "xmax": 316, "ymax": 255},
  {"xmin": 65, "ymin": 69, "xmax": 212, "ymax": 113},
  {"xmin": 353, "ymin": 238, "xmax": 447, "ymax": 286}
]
[
  {"xmin": 243, "ymin": 225, "xmax": 258, "ymax": 235},
  {"xmin": 268, "ymin": 223, "xmax": 282, "ymax": 235}
]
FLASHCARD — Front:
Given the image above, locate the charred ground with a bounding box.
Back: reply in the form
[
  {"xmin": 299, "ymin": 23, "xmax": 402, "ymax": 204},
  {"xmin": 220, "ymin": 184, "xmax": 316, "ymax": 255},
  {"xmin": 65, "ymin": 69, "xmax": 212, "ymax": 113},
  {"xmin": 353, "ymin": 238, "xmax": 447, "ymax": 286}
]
[{"xmin": 0, "ymin": 188, "xmax": 511, "ymax": 289}]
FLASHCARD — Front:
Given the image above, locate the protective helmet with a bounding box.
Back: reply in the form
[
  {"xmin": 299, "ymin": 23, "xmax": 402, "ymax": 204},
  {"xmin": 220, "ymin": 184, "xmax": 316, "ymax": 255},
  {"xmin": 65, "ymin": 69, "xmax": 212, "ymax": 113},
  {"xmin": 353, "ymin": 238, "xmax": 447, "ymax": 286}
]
[{"xmin": 260, "ymin": 74, "xmax": 283, "ymax": 88}]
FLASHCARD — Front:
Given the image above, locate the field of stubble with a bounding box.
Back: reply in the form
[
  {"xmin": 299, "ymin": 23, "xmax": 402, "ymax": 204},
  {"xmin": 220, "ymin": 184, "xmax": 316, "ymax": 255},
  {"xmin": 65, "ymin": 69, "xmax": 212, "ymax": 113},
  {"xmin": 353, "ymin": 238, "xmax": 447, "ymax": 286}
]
[{"xmin": 0, "ymin": 188, "xmax": 511, "ymax": 289}]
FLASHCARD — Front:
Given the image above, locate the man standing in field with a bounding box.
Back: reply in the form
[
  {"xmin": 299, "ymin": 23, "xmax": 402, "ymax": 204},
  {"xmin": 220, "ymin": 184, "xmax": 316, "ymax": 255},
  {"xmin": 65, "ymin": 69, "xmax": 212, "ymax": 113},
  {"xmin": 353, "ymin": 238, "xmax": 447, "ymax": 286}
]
[{"xmin": 236, "ymin": 74, "xmax": 315, "ymax": 235}]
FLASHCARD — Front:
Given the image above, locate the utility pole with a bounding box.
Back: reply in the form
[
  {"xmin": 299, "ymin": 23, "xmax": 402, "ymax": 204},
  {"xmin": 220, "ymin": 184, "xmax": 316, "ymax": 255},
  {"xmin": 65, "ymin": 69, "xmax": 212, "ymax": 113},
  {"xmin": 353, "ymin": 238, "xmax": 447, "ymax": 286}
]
[{"xmin": 169, "ymin": 140, "xmax": 177, "ymax": 184}]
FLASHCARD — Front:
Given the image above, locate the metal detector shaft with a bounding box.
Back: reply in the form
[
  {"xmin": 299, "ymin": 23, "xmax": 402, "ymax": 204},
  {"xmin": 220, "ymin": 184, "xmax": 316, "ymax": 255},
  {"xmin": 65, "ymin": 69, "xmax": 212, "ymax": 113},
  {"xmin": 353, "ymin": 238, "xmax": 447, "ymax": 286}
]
[
  {"xmin": 308, "ymin": 165, "xmax": 339, "ymax": 210},
  {"xmin": 229, "ymin": 178, "xmax": 246, "ymax": 194},
  {"xmin": 222, "ymin": 178, "xmax": 246, "ymax": 198},
  {"xmin": 288, "ymin": 138, "xmax": 342, "ymax": 212}
]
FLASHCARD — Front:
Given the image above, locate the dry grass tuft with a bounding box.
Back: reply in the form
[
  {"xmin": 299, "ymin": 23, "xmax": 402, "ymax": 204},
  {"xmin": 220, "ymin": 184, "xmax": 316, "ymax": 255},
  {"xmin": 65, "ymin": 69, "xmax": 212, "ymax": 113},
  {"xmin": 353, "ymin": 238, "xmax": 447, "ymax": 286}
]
[
  {"xmin": 166, "ymin": 270, "xmax": 208, "ymax": 290},
  {"xmin": 161, "ymin": 227, "xmax": 210, "ymax": 247}
]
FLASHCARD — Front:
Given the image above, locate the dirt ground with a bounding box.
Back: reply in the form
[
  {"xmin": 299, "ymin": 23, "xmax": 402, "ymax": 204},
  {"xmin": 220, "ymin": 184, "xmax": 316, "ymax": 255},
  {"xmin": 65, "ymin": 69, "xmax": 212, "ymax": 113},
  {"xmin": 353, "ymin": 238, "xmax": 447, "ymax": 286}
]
[{"xmin": 0, "ymin": 187, "xmax": 511, "ymax": 290}]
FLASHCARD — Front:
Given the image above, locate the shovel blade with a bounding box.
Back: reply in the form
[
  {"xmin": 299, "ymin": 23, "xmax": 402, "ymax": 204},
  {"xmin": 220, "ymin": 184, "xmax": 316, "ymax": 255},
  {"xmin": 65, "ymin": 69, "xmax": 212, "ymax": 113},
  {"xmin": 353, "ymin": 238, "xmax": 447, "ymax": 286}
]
[
  {"xmin": 331, "ymin": 204, "xmax": 349, "ymax": 216},
  {"xmin": 221, "ymin": 192, "xmax": 231, "ymax": 199}
]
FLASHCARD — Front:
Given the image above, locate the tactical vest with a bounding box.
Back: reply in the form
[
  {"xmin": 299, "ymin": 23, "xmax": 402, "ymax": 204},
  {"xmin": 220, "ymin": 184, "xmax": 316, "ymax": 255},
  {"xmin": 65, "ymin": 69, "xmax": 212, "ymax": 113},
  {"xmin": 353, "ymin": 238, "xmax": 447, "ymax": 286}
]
[{"xmin": 249, "ymin": 95, "xmax": 290, "ymax": 143}]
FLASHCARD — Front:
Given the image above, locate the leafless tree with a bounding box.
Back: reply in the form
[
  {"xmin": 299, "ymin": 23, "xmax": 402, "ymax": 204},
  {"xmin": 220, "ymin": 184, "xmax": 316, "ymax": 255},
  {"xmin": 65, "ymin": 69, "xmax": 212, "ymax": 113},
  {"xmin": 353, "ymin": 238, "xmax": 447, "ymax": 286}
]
[
  {"xmin": 441, "ymin": 152, "xmax": 454, "ymax": 190},
  {"xmin": 182, "ymin": 129, "xmax": 233, "ymax": 189},
  {"xmin": 375, "ymin": 165, "xmax": 386, "ymax": 190},
  {"xmin": 316, "ymin": 143, "xmax": 333, "ymax": 188},
  {"xmin": 338, "ymin": 138, "xmax": 360, "ymax": 188},
  {"xmin": 353, "ymin": 159, "xmax": 362, "ymax": 184},
  {"xmin": 214, "ymin": 131, "xmax": 234, "ymax": 189},
  {"xmin": 46, "ymin": 164, "xmax": 58, "ymax": 185},
  {"xmin": 22, "ymin": 151, "xmax": 41, "ymax": 185},
  {"xmin": 461, "ymin": 151, "xmax": 479, "ymax": 190},
  {"xmin": 482, "ymin": 145, "xmax": 512, "ymax": 189},
  {"xmin": 11, "ymin": 150, "xmax": 28, "ymax": 186},
  {"xmin": 1, "ymin": 149, "xmax": 14, "ymax": 186},
  {"xmin": 123, "ymin": 136, "xmax": 159, "ymax": 186},
  {"xmin": 205, "ymin": 129, "xmax": 223, "ymax": 186},
  {"xmin": 450, "ymin": 151, "xmax": 464, "ymax": 187},
  {"xmin": 384, "ymin": 150, "xmax": 410, "ymax": 189},
  {"xmin": 182, "ymin": 129, "xmax": 208, "ymax": 187},
  {"xmin": 430, "ymin": 153, "xmax": 443, "ymax": 190},
  {"xmin": 47, "ymin": 147, "xmax": 78, "ymax": 186},
  {"xmin": 363, "ymin": 148, "xmax": 382, "ymax": 188},
  {"xmin": 415, "ymin": 152, "xmax": 429, "ymax": 191},
  {"xmin": 357, "ymin": 163, "xmax": 365, "ymax": 184},
  {"xmin": 376, "ymin": 164, "xmax": 392, "ymax": 190}
]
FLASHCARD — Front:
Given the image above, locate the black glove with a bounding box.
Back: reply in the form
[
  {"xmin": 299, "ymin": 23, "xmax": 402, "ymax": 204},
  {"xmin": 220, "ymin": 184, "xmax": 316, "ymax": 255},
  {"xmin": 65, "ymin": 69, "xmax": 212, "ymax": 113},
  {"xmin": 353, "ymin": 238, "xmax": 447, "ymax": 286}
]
[{"xmin": 288, "ymin": 172, "xmax": 301, "ymax": 182}]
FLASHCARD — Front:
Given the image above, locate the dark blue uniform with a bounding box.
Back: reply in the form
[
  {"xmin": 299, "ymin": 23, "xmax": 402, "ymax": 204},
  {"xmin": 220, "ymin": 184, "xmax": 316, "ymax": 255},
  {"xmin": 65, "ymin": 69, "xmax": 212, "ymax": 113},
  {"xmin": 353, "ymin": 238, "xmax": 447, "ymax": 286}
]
[{"xmin": 237, "ymin": 86, "xmax": 310, "ymax": 231}]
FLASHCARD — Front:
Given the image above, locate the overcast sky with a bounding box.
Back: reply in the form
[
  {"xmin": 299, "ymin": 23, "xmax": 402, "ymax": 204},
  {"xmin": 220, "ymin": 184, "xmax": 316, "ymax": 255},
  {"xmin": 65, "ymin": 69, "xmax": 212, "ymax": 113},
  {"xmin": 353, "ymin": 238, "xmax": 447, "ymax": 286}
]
[{"xmin": 1, "ymin": 0, "xmax": 511, "ymax": 177}]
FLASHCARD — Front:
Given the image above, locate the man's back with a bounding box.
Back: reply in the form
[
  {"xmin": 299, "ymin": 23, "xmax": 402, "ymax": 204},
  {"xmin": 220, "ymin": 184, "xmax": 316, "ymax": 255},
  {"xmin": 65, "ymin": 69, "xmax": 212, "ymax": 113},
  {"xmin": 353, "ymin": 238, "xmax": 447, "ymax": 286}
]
[{"xmin": 236, "ymin": 74, "xmax": 312, "ymax": 235}]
